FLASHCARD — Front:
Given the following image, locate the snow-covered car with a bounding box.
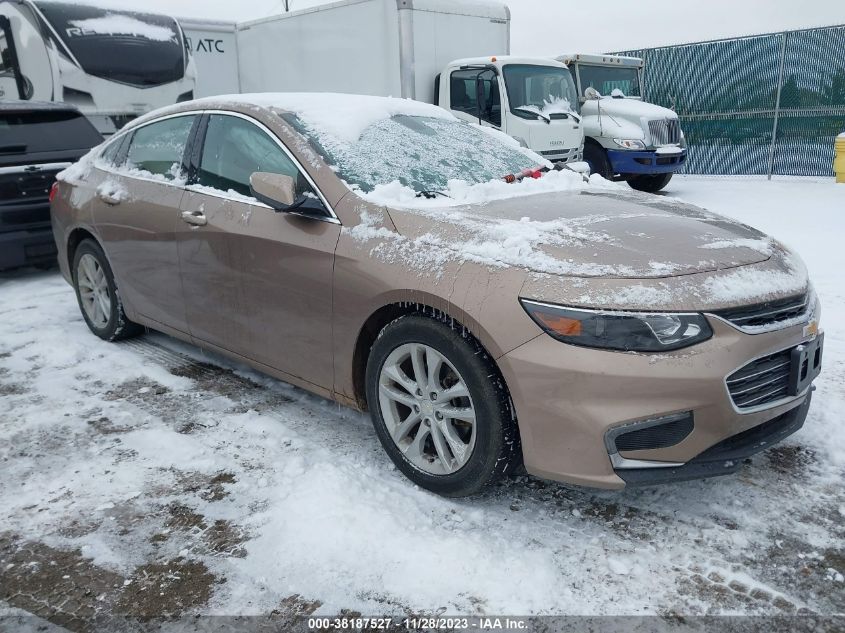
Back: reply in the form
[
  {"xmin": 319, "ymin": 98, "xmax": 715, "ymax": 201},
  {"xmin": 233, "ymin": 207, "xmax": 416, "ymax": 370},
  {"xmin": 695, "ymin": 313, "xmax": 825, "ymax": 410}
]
[{"xmin": 49, "ymin": 93, "xmax": 823, "ymax": 496}]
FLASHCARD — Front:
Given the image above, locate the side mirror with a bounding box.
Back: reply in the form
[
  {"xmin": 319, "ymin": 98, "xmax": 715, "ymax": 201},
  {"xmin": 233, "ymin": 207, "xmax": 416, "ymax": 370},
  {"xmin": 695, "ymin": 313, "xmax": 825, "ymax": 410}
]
[
  {"xmin": 250, "ymin": 172, "xmax": 297, "ymax": 210},
  {"xmin": 584, "ymin": 87, "xmax": 601, "ymax": 101}
]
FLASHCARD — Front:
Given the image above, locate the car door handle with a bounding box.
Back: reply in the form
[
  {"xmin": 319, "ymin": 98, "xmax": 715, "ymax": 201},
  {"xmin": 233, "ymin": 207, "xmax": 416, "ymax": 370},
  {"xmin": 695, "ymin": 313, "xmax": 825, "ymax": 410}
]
[
  {"xmin": 97, "ymin": 192, "xmax": 121, "ymax": 206},
  {"xmin": 181, "ymin": 210, "xmax": 207, "ymax": 226}
]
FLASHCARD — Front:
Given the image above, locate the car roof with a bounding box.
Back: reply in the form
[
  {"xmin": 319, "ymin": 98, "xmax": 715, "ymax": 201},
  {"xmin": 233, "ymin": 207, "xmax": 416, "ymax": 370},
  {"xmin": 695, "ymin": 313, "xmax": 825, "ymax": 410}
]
[{"xmin": 0, "ymin": 100, "xmax": 85, "ymax": 114}]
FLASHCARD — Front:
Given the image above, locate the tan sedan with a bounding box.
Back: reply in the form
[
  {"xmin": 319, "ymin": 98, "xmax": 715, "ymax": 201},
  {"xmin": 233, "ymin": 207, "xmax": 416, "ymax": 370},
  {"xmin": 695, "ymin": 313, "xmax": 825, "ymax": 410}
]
[{"xmin": 50, "ymin": 94, "xmax": 823, "ymax": 496}]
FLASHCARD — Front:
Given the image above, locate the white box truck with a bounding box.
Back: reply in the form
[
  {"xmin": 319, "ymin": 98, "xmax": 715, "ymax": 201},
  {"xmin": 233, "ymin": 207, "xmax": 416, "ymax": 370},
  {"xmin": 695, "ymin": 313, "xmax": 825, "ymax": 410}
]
[
  {"xmin": 0, "ymin": 0, "xmax": 197, "ymax": 134},
  {"xmin": 236, "ymin": 0, "xmax": 583, "ymax": 163},
  {"xmin": 180, "ymin": 18, "xmax": 240, "ymax": 98},
  {"xmin": 557, "ymin": 53, "xmax": 686, "ymax": 191}
]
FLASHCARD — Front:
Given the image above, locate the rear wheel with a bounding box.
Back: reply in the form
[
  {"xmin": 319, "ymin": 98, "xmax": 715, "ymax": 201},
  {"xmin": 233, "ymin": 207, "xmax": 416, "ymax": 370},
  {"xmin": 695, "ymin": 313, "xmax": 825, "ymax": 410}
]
[
  {"xmin": 628, "ymin": 173, "xmax": 673, "ymax": 193},
  {"xmin": 365, "ymin": 315, "xmax": 519, "ymax": 497},
  {"xmin": 72, "ymin": 239, "xmax": 142, "ymax": 341}
]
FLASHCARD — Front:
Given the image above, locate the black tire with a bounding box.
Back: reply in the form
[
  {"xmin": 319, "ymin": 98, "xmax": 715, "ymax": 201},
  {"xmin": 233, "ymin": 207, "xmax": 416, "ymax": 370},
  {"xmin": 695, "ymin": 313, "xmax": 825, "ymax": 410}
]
[
  {"xmin": 365, "ymin": 314, "xmax": 520, "ymax": 497},
  {"xmin": 628, "ymin": 172, "xmax": 673, "ymax": 193},
  {"xmin": 583, "ymin": 142, "xmax": 613, "ymax": 180},
  {"xmin": 71, "ymin": 239, "xmax": 142, "ymax": 341}
]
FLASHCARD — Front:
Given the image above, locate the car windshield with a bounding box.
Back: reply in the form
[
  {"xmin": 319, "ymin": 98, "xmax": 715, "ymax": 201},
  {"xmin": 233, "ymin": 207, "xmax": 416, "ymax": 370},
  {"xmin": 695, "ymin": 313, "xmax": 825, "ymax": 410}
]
[
  {"xmin": 284, "ymin": 114, "xmax": 542, "ymax": 193},
  {"xmin": 578, "ymin": 65, "xmax": 641, "ymax": 98},
  {"xmin": 502, "ymin": 64, "xmax": 580, "ymax": 117},
  {"xmin": 34, "ymin": 1, "xmax": 185, "ymax": 87}
]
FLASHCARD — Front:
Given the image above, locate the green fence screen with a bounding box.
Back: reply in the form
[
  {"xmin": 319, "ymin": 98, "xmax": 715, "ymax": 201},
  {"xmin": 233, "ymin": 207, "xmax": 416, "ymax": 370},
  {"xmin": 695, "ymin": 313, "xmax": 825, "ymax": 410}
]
[{"xmin": 615, "ymin": 25, "xmax": 845, "ymax": 176}]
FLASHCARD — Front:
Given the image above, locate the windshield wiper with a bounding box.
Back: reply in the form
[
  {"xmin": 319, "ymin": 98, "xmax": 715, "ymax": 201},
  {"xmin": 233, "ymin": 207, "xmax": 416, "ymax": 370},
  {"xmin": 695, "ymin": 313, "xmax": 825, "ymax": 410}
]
[
  {"xmin": 514, "ymin": 107, "xmax": 551, "ymax": 124},
  {"xmin": 416, "ymin": 190, "xmax": 451, "ymax": 199}
]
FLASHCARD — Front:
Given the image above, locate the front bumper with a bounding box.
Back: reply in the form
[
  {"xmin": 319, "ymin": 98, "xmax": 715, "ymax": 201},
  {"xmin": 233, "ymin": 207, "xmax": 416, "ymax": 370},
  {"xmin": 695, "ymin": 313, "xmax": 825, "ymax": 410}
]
[
  {"xmin": 0, "ymin": 224, "xmax": 57, "ymax": 270},
  {"xmin": 617, "ymin": 392, "xmax": 810, "ymax": 486},
  {"xmin": 497, "ymin": 315, "xmax": 820, "ymax": 490},
  {"xmin": 607, "ymin": 148, "xmax": 687, "ymax": 175}
]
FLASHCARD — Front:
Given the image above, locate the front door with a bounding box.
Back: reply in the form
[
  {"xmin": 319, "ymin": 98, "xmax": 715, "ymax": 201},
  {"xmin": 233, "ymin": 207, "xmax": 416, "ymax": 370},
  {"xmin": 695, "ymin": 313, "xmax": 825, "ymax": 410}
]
[{"xmin": 177, "ymin": 113, "xmax": 340, "ymax": 390}]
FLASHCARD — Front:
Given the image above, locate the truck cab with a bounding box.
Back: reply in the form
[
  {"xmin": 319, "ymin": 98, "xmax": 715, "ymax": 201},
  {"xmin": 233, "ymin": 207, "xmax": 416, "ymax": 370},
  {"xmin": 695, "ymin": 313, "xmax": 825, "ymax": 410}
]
[
  {"xmin": 438, "ymin": 56, "xmax": 584, "ymax": 165},
  {"xmin": 557, "ymin": 53, "xmax": 686, "ymax": 192}
]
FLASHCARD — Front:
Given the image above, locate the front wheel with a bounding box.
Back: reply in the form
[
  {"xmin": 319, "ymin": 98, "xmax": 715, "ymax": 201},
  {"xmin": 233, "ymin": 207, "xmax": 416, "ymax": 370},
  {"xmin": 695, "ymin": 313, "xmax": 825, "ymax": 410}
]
[
  {"xmin": 365, "ymin": 315, "xmax": 520, "ymax": 497},
  {"xmin": 584, "ymin": 143, "xmax": 613, "ymax": 180},
  {"xmin": 628, "ymin": 173, "xmax": 673, "ymax": 193},
  {"xmin": 72, "ymin": 239, "xmax": 142, "ymax": 341}
]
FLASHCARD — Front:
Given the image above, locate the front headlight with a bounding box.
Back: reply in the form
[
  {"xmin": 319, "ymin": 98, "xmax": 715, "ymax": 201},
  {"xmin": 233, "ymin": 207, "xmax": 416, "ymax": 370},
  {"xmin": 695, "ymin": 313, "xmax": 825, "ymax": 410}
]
[
  {"xmin": 612, "ymin": 138, "xmax": 647, "ymax": 150},
  {"xmin": 520, "ymin": 300, "xmax": 713, "ymax": 352}
]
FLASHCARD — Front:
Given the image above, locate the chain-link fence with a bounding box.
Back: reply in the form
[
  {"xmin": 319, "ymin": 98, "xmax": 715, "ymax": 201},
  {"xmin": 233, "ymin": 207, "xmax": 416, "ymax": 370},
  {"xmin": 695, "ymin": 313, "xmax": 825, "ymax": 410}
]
[{"xmin": 615, "ymin": 25, "xmax": 845, "ymax": 176}]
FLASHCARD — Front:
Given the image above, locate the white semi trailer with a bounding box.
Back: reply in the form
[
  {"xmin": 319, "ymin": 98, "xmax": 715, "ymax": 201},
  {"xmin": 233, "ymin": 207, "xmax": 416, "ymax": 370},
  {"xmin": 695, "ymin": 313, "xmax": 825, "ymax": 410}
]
[
  {"xmin": 557, "ymin": 53, "xmax": 686, "ymax": 192},
  {"xmin": 236, "ymin": 0, "xmax": 583, "ymax": 164},
  {"xmin": 0, "ymin": 0, "xmax": 196, "ymax": 134},
  {"xmin": 180, "ymin": 18, "xmax": 239, "ymax": 98}
]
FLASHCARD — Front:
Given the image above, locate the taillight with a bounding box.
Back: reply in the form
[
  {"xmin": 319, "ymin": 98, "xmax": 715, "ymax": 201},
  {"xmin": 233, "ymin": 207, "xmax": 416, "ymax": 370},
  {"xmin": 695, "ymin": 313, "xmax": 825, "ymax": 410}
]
[{"xmin": 49, "ymin": 182, "xmax": 59, "ymax": 203}]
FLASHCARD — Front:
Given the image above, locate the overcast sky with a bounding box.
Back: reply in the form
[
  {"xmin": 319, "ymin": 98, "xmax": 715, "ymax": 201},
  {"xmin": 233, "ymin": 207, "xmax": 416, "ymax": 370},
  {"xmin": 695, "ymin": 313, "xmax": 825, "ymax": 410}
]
[{"xmin": 79, "ymin": 0, "xmax": 845, "ymax": 54}]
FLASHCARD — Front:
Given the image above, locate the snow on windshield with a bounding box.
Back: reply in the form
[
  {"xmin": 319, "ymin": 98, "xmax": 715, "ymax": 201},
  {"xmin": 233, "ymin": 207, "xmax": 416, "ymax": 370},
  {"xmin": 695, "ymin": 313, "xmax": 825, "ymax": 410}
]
[
  {"xmin": 68, "ymin": 15, "xmax": 176, "ymax": 41},
  {"xmin": 195, "ymin": 93, "xmax": 455, "ymax": 145},
  {"xmin": 285, "ymin": 113, "xmax": 548, "ymax": 196},
  {"xmin": 517, "ymin": 96, "xmax": 577, "ymax": 117}
]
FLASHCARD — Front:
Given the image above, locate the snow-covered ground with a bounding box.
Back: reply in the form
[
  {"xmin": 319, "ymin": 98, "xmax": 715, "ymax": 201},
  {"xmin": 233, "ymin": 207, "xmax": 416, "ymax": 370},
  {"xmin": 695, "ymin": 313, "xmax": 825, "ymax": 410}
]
[{"xmin": 0, "ymin": 176, "xmax": 843, "ymax": 622}]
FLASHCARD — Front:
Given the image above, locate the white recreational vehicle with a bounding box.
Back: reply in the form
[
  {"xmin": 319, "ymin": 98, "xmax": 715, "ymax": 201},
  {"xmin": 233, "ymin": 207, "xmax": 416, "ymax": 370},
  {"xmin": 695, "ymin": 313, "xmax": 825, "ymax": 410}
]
[
  {"xmin": 235, "ymin": 0, "xmax": 584, "ymax": 164},
  {"xmin": 0, "ymin": 0, "xmax": 196, "ymax": 133}
]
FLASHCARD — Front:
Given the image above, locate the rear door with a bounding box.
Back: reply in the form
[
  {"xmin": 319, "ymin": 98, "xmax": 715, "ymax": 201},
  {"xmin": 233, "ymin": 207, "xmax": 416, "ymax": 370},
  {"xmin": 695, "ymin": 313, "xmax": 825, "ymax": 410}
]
[
  {"xmin": 177, "ymin": 112, "xmax": 340, "ymax": 390},
  {"xmin": 92, "ymin": 113, "xmax": 198, "ymax": 334}
]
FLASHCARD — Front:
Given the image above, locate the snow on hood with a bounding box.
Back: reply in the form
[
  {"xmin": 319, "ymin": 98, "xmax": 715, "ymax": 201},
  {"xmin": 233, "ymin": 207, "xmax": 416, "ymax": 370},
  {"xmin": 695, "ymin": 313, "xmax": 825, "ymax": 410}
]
[
  {"xmin": 349, "ymin": 180, "xmax": 801, "ymax": 287},
  {"xmin": 582, "ymin": 96, "xmax": 678, "ymax": 121},
  {"xmin": 193, "ymin": 93, "xmax": 455, "ymax": 144},
  {"xmin": 68, "ymin": 15, "xmax": 176, "ymax": 41}
]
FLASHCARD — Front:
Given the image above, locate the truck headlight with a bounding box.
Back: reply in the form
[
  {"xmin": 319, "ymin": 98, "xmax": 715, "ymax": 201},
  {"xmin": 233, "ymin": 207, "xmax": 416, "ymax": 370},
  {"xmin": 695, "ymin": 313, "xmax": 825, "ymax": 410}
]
[
  {"xmin": 520, "ymin": 300, "xmax": 713, "ymax": 352},
  {"xmin": 612, "ymin": 138, "xmax": 647, "ymax": 150}
]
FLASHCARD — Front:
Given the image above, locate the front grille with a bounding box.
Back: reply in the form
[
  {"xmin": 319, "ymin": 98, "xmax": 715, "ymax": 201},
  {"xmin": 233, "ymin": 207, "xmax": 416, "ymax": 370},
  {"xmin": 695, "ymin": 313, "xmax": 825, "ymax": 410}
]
[
  {"xmin": 648, "ymin": 118, "xmax": 681, "ymax": 145},
  {"xmin": 614, "ymin": 414, "xmax": 694, "ymax": 452},
  {"xmin": 713, "ymin": 293, "xmax": 809, "ymax": 329},
  {"xmin": 540, "ymin": 148, "xmax": 576, "ymax": 158},
  {"xmin": 727, "ymin": 349, "xmax": 792, "ymax": 409}
]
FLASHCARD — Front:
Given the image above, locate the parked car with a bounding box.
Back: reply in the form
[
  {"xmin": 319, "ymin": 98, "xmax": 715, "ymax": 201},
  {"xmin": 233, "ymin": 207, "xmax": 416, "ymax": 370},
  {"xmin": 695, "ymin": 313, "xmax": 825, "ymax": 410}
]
[
  {"xmin": 1, "ymin": 100, "xmax": 101, "ymax": 270},
  {"xmin": 50, "ymin": 94, "xmax": 822, "ymax": 497}
]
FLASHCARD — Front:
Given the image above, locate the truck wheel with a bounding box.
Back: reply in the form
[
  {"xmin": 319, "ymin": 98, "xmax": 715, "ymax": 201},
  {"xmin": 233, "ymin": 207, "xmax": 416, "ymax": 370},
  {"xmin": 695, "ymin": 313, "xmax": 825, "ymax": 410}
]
[
  {"xmin": 365, "ymin": 314, "xmax": 520, "ymax": 497},
  {"xmin": 628, "ymin": 173, "xmax": 673, "ymax": 193},
  {"xmin": 584, "ymin": 143, "xmax": 613, "ymax": 180}
]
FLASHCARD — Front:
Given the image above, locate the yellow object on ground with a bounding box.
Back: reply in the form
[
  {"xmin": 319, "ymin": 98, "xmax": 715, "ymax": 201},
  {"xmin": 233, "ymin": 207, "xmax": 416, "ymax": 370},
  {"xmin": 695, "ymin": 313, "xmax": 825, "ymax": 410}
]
[{"xmin": 835, "ymin": 135, "xmax": 845, "ymax": 183}]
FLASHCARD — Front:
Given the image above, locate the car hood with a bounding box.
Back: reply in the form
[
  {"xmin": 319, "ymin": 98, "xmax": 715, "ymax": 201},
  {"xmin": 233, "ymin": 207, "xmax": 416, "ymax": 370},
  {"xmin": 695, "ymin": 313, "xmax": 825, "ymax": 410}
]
[
  {"xmin": 580, "ymin": 96, "xmax": 679, "ymax": 121},
  {"xmin": 384, "ymin": 190, "xmax": 774, "ymax": 280}
]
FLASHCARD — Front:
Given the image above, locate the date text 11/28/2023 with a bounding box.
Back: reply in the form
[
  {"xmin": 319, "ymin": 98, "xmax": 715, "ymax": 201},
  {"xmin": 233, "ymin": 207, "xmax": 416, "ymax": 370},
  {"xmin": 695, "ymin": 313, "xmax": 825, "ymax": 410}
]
[{"xmin": 307, "ymin": 617, "xmax": 529, "ymax": 630}]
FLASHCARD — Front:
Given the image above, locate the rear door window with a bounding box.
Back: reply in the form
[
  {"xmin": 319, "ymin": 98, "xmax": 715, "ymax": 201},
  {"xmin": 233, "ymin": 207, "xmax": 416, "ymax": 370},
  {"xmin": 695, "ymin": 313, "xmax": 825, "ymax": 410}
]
[
  {"xmin": 196, "ymin": 114, "xmax": 304, "ymax": 198},
  {"xmin": 125, "ymin": 115, "xmax": 195, "ymax": 180}
]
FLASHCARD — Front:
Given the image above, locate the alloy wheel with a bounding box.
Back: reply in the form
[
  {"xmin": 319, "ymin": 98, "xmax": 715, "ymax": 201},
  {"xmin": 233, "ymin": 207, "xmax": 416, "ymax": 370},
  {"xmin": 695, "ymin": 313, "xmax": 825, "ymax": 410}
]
[
  {"xmin": 377, "ymin": 342, "xmax": 477, "ymax": 475},
  {"xmin": 77, "ymin": 253, "xmax": 111, "ymax": 329}
]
